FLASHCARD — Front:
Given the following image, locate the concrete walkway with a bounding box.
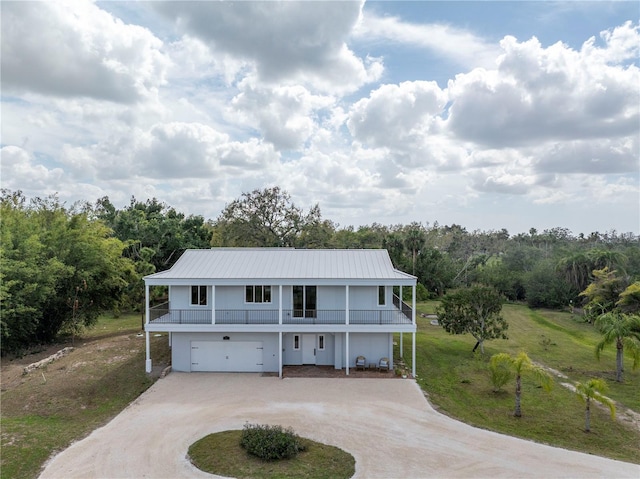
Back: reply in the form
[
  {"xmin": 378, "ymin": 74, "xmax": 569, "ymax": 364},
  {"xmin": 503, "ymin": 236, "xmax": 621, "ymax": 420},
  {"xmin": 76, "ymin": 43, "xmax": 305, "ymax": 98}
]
[{"xmin": 40, "ymin": 374, "xmax": 639, "ymax": 479}]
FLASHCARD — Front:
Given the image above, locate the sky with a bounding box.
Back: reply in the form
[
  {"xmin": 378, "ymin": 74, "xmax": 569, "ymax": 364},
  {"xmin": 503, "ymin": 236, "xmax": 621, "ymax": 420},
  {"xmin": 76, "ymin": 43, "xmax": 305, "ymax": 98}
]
[{"xmin": 1, "ymin": 1, "xmax": 639, "ymax": 236}]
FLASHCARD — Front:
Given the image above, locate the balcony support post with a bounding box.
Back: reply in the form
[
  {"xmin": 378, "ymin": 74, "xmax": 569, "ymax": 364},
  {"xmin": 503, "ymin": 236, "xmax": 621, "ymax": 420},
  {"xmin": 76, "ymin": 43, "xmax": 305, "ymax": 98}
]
[
  {"xmin": 345, "ymin": 285, "xmax": 349, "ymax": 325},
  {"xmin": 279, "ymin": 285, "xmax": 283, "ymax": 325},
  {"xmin": 211, "ymin": 285, "xmax": 216, "ymax": 325}
]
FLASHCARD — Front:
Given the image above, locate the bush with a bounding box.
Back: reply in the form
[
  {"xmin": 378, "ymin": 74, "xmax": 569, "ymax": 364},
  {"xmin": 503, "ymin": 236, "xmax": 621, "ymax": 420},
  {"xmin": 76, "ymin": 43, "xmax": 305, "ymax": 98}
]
[{"xmin": 240, "ymin": 423, "xmax": 306, "ymax": 461}]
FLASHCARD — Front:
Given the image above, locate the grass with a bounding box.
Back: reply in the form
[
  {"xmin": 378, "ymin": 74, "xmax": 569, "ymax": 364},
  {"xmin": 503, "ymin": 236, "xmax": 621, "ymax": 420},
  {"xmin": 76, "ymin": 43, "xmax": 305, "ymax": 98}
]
[
  {"xmin": 0, "ymin": 313, "xmax": 169, "ymax": 479},
  {"xmin": 188, "ymin": 430, "xmax": 355, "ymax": 479},
  {"xmin": 3, "ymin": 303, "xmax": 639, "ymax": 478},
  {"xmin": 408, "ymin": 302, "xmax": 640, "ymax": 464}
]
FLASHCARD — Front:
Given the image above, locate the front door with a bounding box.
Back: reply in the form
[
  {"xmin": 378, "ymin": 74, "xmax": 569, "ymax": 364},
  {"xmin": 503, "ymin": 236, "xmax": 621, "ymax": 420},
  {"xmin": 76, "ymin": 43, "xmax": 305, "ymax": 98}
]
[{"xmin": 302, "ymin": 334, "xmax": 316, "ymax": 364}]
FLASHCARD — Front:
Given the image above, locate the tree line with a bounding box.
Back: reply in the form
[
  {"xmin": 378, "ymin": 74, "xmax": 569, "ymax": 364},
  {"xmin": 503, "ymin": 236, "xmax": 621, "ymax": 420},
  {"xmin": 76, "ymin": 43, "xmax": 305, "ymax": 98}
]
[{"xmin": 2, "ymin": 186, "xmax": 639, "ymax": 354}]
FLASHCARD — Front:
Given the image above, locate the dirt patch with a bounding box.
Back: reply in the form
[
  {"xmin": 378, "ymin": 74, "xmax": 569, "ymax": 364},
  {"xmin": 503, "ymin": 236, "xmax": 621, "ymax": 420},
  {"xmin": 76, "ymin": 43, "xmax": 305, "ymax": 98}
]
[{"xmin": 1, "ymin": 334, "xmax": 150, "ymax": 415}]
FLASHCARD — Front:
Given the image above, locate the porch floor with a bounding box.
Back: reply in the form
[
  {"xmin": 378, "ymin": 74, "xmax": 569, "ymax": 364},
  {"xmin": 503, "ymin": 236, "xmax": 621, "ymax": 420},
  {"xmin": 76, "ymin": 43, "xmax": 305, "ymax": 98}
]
[{"xmin": 279, "ymin": 365, "xmax": 398, "ymax": 378}]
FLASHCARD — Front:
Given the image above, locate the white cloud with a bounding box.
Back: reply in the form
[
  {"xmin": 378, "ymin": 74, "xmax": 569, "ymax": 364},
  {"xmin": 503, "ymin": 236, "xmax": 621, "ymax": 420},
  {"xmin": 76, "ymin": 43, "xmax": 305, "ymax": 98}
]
[
  {"xmin": 353, "ymin": 12, "xmax": 501, "ymax": 69},
  {"xmin": 348, "ymin": 81, "xmax": 446, "ymax": 147},
  {"xmin": 230, "ymin": 81, "xmax": 335, "ymax": 150},
  {"xmin": 1, "ymin": 0, "xmax": 169, "ymax": 103},
  {"xmin": 153, "ymin": 0, "xmax": 381, "ymax": 93},
  {"xmin": 446, "ymin": 26, "xmax": 640, "ymax": 147}
]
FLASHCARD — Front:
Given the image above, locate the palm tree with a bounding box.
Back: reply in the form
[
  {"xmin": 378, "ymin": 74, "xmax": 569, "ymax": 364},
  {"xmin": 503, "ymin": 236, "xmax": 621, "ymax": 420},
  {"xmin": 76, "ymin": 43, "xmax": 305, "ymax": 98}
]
[
  {"xmin": 594, "ymin": 312, "xmax": 640, "ymax": 382},
  {"xmin": 575, "ymin": 378, "xmax": 615, "ymax": 432},
  {"xmin": 556, "ymin": 252, "xmax": 593, "ymax": 294},
  {"xmin": 490, "ymin": 351, "xmax": 553, "ymax": 417},
  {"xmin": 404, "ymin": 226, "xmax": 425, "ymax": 275}
]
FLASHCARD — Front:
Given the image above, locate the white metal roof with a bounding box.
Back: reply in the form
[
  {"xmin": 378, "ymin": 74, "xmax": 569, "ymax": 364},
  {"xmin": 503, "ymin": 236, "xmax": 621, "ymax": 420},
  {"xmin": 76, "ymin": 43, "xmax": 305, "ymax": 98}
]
[{"xmin": 144, "ymin": 248, "xmax": 416, "ymax": 285}]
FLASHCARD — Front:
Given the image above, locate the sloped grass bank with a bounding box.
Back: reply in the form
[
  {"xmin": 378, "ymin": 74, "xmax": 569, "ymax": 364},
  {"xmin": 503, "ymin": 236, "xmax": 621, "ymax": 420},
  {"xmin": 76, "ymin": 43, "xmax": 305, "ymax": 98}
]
[
  {"xmin": 189, "ymin": 430, "xmax": 355, "ymax": 479},
  {"xmin": 0, "ymin": 314, "xmax": 170, "ymax": 479},
  {"xmin": 406, "ymin": 303, "xmax": 640, "ymax": 464}
]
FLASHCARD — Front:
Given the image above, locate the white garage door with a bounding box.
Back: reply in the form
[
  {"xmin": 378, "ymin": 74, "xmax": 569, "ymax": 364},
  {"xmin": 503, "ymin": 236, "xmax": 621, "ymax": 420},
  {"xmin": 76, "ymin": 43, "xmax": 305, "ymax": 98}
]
[{"xmin": 190, "ymin": 341, "xmax": 263, "ymax": 372}]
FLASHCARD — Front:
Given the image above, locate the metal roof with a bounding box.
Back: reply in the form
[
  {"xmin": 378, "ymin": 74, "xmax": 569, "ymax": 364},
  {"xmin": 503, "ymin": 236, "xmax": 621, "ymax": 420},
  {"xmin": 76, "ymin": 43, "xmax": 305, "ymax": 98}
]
[{"xmin": 144, "ymin": 248, "xmax": 416, "ymax": 285}]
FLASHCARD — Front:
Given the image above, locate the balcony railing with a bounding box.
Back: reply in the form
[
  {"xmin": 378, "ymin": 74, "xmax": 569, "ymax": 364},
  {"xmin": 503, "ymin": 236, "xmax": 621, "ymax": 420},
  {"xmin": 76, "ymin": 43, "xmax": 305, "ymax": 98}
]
[{"xmin": 149, "ymin": 305, "xmax": 413, "ymax": 326}]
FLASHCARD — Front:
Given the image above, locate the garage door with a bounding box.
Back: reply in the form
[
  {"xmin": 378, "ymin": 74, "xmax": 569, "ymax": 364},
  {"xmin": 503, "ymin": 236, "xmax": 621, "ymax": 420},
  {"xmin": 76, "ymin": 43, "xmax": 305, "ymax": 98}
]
[{"xmin": 190, "ymin": 341, "xmax": 263, "ymax": 372}]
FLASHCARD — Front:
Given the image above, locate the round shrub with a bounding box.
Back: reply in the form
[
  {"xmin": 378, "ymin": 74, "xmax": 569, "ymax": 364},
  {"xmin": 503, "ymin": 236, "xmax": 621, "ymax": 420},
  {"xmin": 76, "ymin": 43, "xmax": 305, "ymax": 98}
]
[{"xmin": 240, "ymin": 423, "xmax": 306, "ymax": 461}]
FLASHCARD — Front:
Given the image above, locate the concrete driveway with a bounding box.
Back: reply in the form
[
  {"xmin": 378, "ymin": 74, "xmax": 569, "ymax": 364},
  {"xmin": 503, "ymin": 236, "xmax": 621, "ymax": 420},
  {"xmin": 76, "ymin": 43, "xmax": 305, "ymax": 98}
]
[{"xmin": 40, "ymin": 374, "xmax": 639, "ymax": 479}]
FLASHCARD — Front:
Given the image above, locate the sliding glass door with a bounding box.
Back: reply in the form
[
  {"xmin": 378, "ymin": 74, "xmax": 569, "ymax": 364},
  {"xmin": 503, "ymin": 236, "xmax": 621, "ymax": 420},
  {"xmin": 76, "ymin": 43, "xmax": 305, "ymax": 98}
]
[{"xmin": 293, "ymin": 286, "xmax": 316, "ymax": 318}]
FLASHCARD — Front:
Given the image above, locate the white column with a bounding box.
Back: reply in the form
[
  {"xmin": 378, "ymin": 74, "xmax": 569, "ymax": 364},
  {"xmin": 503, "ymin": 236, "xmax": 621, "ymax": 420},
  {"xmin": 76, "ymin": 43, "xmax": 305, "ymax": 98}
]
[
  {"xmin": 279, "ymin": 285, "xmax": 283, "ymax": 325},
  {"xmin": 211, "ymin": 285, "xmax": 216, "ymax": 324},
  {"xmin": 412, "ymin": 332, "xmax": 416, "ymax": 378},
  {"xmin": 278, "ymin": 331, "xmax": 283, "ymax": 378},
  {"xmin": 345, "ymin": 285, "xmax": 349, "ymax": 325},
  {"xmin": 345, "ymin": 331, "xmax": 350, "ymax": 376},
  {"xmin": 145, "ymin": 283, "xmax": 151, "ymax": 373},
  {"xmin": 145, "ymin": 284, "xmax": 150, "ymax": 325},
  {"xmin": 412, "ymin": 284, "xmax": 416, "ymax": 326},
  {"xmin": 145, "ymin": 331, "xmax": 152, "ymax": 373}
]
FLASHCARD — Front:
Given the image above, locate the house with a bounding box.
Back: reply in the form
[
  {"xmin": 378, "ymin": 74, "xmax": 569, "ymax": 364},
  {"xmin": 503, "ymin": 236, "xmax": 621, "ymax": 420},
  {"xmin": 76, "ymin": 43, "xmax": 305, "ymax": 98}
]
[{"xmin": 143, "ymin": 248, "xmax": 417, "ymax": 377}]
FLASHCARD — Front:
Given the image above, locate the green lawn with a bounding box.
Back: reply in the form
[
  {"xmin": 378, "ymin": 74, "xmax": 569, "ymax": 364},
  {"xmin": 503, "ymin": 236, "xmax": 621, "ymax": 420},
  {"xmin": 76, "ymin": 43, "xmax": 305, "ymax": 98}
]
[
  {"xmin": 405, "ymin": 302, "xmax": 640, "ymax": 464},
  {"xmin": 189, "ymin": 430, "xmax": 355, "ymax": 479},
  {"xmin": 0, "ymin": 313, "xmax": 169, "ymax": 479}
]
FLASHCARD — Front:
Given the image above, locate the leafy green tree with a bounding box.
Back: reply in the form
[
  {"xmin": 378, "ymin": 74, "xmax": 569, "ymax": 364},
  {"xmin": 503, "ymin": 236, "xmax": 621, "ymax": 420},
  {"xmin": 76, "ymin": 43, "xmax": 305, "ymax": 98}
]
[
  {"xmin": 580, "ymin": 268, "xmax": 628, "ymax": 319},
  {"xmin": 523, "ymin": 260, "xmax": 575, "ymax": 309},
  {"xmin": 211, "ymin": 187, "xmax": 318, "ymax": 247},
  {"xmin": 616, "ymin": 282, "xmax": 640, "ymax": 313},
  {"xmin": 415, "ymin": 247, "xmax": 456, "ymax": 297},
  {"xmin": 1, "ymin": 191, "xmax": 135, "ymax": 353},
  {"xmin": 574, "ymin": 378, "xmax": 615, "ymax": 433},
  {"xmin": 97, "ymin": 196, "xmax": 211, "ymax": 271},
  {"xmin": 490, "ymin": 351, "xmax": 553, "ymax": 417},
  {"xmin": 594, "ymin": 312, "xmax": 640, "ymax": 382},
  {"xmin": 436, "ymin": 286, "xmax": 508, "ymax": 354}
]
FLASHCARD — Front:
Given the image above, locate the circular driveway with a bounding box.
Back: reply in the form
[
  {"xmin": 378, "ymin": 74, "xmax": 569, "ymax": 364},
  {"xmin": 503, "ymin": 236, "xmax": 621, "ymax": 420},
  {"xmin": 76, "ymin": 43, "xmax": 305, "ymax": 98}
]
[{"xmin": 40, "ymin": 374, "xmax": 639, "ymax": 478}]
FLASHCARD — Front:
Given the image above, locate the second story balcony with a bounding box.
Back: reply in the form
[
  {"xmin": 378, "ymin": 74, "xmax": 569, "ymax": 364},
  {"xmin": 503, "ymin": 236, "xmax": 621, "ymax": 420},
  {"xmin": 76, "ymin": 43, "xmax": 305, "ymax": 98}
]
[{"xmin": 149, "ymin": 300, "xmax": 413, "ymax": 326}]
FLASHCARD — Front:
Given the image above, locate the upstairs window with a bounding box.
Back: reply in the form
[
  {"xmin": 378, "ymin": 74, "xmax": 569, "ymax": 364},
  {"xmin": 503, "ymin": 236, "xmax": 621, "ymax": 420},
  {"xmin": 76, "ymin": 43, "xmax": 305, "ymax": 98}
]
[
  {"xmin": 378, "ymin": 286, "xmax": 386, "ymax": 306},
  {"xmin": 191, "ymin": 286, "xmax": 207, "ymax": 306},
  {"xmin": 246, "ymin": 285, "xmax": 272, "ymax": 303}
]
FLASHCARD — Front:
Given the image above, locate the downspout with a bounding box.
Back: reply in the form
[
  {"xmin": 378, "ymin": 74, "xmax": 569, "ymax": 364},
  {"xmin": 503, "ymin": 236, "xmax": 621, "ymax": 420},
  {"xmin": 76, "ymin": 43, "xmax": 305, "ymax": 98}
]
[{"xmin": 145, "ymin": 283, "xmax": 152, "ymax": 373}]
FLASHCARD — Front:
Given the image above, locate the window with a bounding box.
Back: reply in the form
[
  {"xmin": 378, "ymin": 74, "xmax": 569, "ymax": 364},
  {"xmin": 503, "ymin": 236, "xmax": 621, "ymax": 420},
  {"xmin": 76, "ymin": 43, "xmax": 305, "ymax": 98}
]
[
  {"xmin": 293, "ymin": 334, "xmax": 300, "ymax": 350},
  {"xmin": 293, "ymin": 285, "xmax": 316, "ymax": 317},
  {"xmin": 191, "ymin": 286, "xmax": 207, "ymax": 306},
  {"xmin": 318, "ymin": 334, "xmax": 325, "ymax": 351},
  {"xmin": 378, "ymin": 286, "xmax": 386, "ymax": 306},
  {"xmin": 245, "ymin": 285, "xmax": 271, "ymax": 303}
]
